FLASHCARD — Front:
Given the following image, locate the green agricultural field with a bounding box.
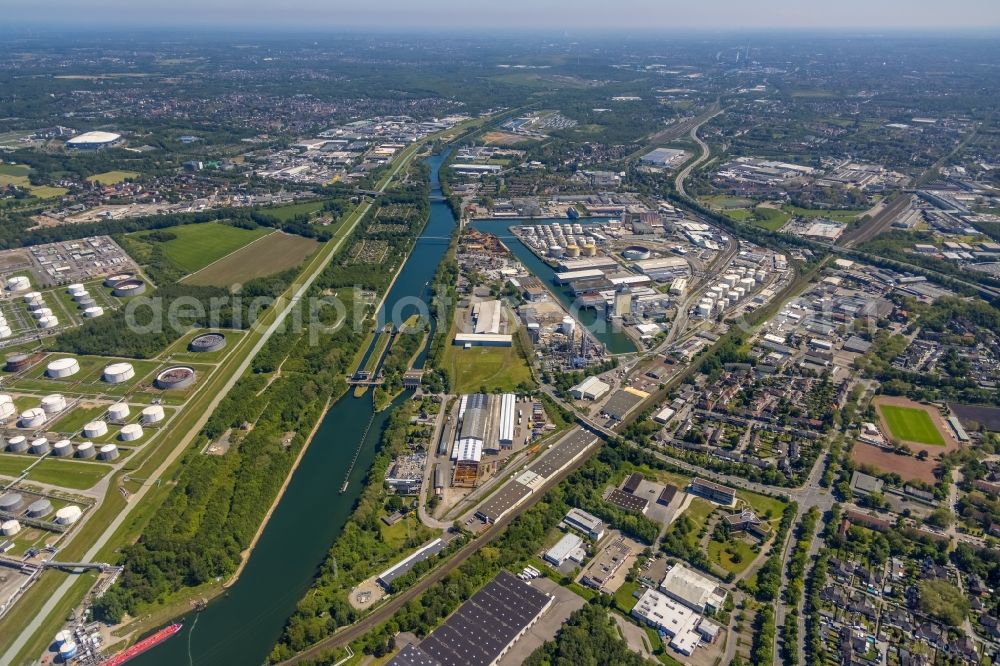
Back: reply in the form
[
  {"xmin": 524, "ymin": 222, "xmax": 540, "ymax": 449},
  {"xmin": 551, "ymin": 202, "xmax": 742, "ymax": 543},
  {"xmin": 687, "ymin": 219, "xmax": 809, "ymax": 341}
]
[
  {"xmin": 879, "ymin": 404, "xmax": 946, "ymax": 446},
  {"xmin": 441, "ymin": 341, "xmax": 532, "ymax": 394},
  {"xmin": 752, "ymin": 206, "xmax": 791, "ymax": 231},
  {"xmin": 261, "ymin": 200, "xmax": 326, "ymax": 222},
  {"xmin": 134, "ymin": 222, "xmax": 272, "ymax": 274},
  {"xmin": 0, "ymin": 163, "xmax": 30, "ymax": 177},
  {"xmin": 783, "ymin": 205, "xmax": 864, "ymax": 223},
  {"xmin": 86, "ymin": 170, "xmax": 140, "ymax": 185},
  {"xmin": 181, "ymin": 232, "xmax": 318, "ymax": 287},
  {"xmin": 0, "ymin": 455, "xmax": 111, "ymax": 490}
]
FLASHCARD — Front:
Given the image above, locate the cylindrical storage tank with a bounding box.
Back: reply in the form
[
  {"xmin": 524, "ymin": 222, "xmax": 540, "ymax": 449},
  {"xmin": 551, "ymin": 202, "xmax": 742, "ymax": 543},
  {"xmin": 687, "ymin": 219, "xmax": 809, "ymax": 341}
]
[
  {"xmin": 6, "ymin": 435, "xmax": 28, "ymax": 453},
  {"xmin": 76, "ymin": 296, "xmax": 97, "ymax": 309},
  {"xmin": 0, "ymin": 493, "xmax": 23, "ymax": 512},
  {"xmin": 31, "ymin": 307, "xmax": 53, "ymax": 320},
  {"xmin": 564, "ymin": 244, "xmax": 580, "ymax": 258},
  {"xmin": 0, "ymin": 397, "xmax": 16, "ymax": 422},
  {"xmin": 46, "ymin": 358, "xmax": 80, "ymax": 378},
  {"xmin": 27, "ymin": 300, "xmax": 44, "ymax": 313},
  {"xmin": 82, "ymin": 421, "xmax": 108, "ymax": 438},
  {"xmin": 119, "ymin": 424, "xmax": 144, "ymax": 442},
  {"xmin": 55, "ymin": 505, "xmax": 82, "ymax": 525},
  {"xmin": 623, "ymin": 245, "xmax": 652, "ymax": 261},
  {"xmin": 54, "ymin": 630, "xmax": 72, "ymax": 646},
  {"xmin": 104, "ymin": 273, "xmax": 134, "ymax": 288},
  {"xmin": 582, "ymin": 243, "xmax": 597, "ymax": 256},
  {"xmin": 76, "ymin": 441, "xmax": 95, "ymax": 459},
  {"xmin": 30, "ymin": 437, "xmax": 51, "ymax": 455},
  {"xmin": 739, "ymin": 277, "xmax": 755, "ymax": 291},
  {"xmin": 26, "ymin": 498, "xmax": 52, "ymax": 518},
  {"xmin": 722, "ymin": 274, "xmax": 738, "ymax": 288},
  {"xmin": 189, "ymin": 333, "xmax": 226, "ymax": 353},
  {"xmin": 561, "ymin": 316, "xmax": 575, "ymax": 336},
  {"xmin": 548, "ymin": 245, "xmax": 564, "ymax": 258},
  {"xmin": 728, "ymin": 291, "xmax": 740, "ymax": 304},
  {"xmin": 6, "ymin": 276, "xmax": 30, "ymax": 292},
  {"xmin": 756, "ymin": 269, "xmax": 767, "ymax": 283},
  {"xmin": 83, "ymin": 306, "xmax": 104, "ymax": 318},
  {"xmin": 103, "ymin": 362, "xmax": 135, "ymax": 384},
  {"xmin": 154, "ymin": 366, "xmax": 196, "ymax": 390},
  {"xmin": 23, "ymin": 291, "xmax": 43, "ymax": 305},
  {"xmin": 1, "ymin": 519, "xmax": 21, "ymax": 536},
  {"xmin": 19, "ymin": 408, "xmax": 47, "ymax": 428},
  {"xmin": 52, "ymin": 440, "xmax": 73, "ymax": 457},
  {"xmin": 98, "ymin": 444, "xmax": 119, "ymax": 461},
  {"xmin": 697, "ymin": 303, "xmax": 712, "ymax": 318},
  {"xmin": 108, "ymin": 402, "xmax": 130, "ymax": 421},
  {"xmin": 67, "ymin": 283, "xmax": 86, "ymax": 296},
  {"xmin": 41, "ymin": 394, "xmax": 66, "ymax": 414},
  {"xmin": 71, "ymin": 291, "xmax": 91, "ymax": 303},
  {"xmin": 112, "ymin": 279, "xmax": 146, "ymax": 298},
  {"xmin": 141, "ymin": 405, "xmax": 165, "ymax": 424},
  {"xmin": 38, "ymin": 315, "xmax": 59, "ymax": 329},
  {"xmin": 0, "ymin": 324, "xmax": 11, "ymax": 339},
  {"xmin": 58, "ymin": 641, "xmax": 78, "ymax": 662}
]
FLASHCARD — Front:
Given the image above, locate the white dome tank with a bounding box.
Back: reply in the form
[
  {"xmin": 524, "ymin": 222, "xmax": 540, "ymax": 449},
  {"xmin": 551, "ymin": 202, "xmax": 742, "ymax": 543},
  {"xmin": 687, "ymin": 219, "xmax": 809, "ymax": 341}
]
[
  {"xmin": 119, "ymin": 424, "xmax": 144, "ymax": 442},
  {"xmin": 103, "ymin": 362, "xmax": 135, "ymax": 384},
  {"xmin": 6, "ymin": 276, "xmax": 30, "ymax": 292},
  {"xmin": 141, "ymin": 405, "xmax": 165, "ymax": 424},
  {"xmin": 23, "ymin": 291, "xmax": 43, "ymax": 305},
  {"xmin": 0, "ymin": 397, "xmax": 15, "ymax": 421},
  {"xmin": 31, "ymin": 307, "xmax": 53, "ymax": 320},
  {"xmin": 98, "ymin": 444, "xmax": 119, "ymax": 460},
  {"xmin": 561, "ymin": 316, "xmax": 575, "ymax": 336},
  {"xmin": 83, "ymin": 421, "xmax": 108, "ymax": 438},
  {"xmin": 76, "ymin": 441, "xmax": 95, "ymax": 458},
  {"xmin": 54, "ymin": 630, "xmax": 72, "ymax": 646},
  {"xmin": 38, "ymin": 315, "xmax": 59, "ymax": 329},
  {"xmin": 19, "ymin": 408, "xmax": 47, "ymax": 428},
  {"xmin": 1, "ymin": 520, "xmax": 20, "ymax": 536},
  {"xmin": 67, "ymin": 283, "xmax": 86, "ymax": 296},
  {"xmin": 41, "ymin": 394, "xmax": 66, "ymax": 414},
  {"xmin": 30, "ymin": 437, "xmax": 50, "ymax": 455},
  {"xmin": 55, "ymin": 505, "xmax": 82, "ymax": 525},
  {"xmin": 6, "ymin": 435, "xmax": 28, "ymax": 453},
  {"xmin": 108, "ymin": 402, "xmax": 130, "ymax": 420},
  {"xmin": 52, "ymin": 439, "xmax": 73, "ymax": 457},
  {"xmin": 83, "ymin": 306, "xmax": 104, "ymax": 318},
  {"xmin": 47, "ymin": 358, "xmax": 80, "ymax": 378}
]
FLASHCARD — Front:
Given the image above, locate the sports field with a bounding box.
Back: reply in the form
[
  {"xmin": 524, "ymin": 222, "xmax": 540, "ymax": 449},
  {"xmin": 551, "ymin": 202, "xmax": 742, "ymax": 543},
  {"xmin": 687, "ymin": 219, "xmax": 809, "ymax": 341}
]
[
  {"xmin": 137, "ymin": 222, "xmax": 272, "ymax": 274},
  {"xmin": 182, "ymin": 231, "xmax": 318, "ymax": 286},
  {"xmin": 878, "ymin": 404, "xmax": 946, "ymax": 446}
]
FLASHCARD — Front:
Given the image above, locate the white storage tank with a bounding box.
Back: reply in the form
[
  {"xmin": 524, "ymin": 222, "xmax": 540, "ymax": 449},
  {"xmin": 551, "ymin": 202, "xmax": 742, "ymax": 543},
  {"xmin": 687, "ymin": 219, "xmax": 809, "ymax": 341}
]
[
  {"xmin": 83, "ymin": 306, "xmax": 104, "ymax": 318},
  {"xmin": 52, "ymin": 440, "xmax": 73, "ymax": 457},
  {"xmin": 119, "ymin": 424, "xmax": 144, "ymax": 442},
  {"xmin": 0, "ymin": 395, "xmax": 16, "ymax": 421},
  {"xmin": 19, "ymin": 408, "xmax": 47, "ymax": 428},
  {"xmin": 38, "ymin": 315, "xmax": 59, "ymax": 329},
  {"xmin": 739, "ymin": 277, "xmax": 755, "ymax": 291},
  {"xmin": 58, "ymin": 641, "xmax": 78, "ymax": 661},
  {"xmin": 98, "ymin": 444, "xmax": 119, "ymax": 461},
  {"xmin": 67, "ymin": 283, "xmax": 86, "ymax": 296},
  {"xmin": 734, "ymin": 287, "xmax": 746, "ymax": 300},
  {"xmin": 72, "ymin": 291, "xmax": 91, "ymax": 303},
  {"xmin": 83, "ymin": 421, "xmax": 108, "ymax": 438},
  {"xmin": 54, "ymin": 630, "xmax": 72, "ymax": 646},
  {"xmin": 141, "ymin": 405, "xmax": 165, "ymax": 424},
  {"xmin": 30, "ymin": 437, "xmax": 50, "ymax": 455},
  {"xmin": 548, "ymin": 245, "xmax": 564, "ymax": 258},
  {"xmin": 55, "ymin": 505, "xmax": 82, "ymax": 525},
  {"xmin": 722, "ymin": 274, "xmax": 738, "ymax": 288},
  {"xmin": 76, "ymin": 441, "xmax": 96, "ymax": 459},
  {"xmin": 41, "ymin": 394, "xmax": 67, "ymax": 414},
  {"xmin": 31, "ymin": 307, "xmax": 53, "ymax": 320},
  {"xmin": 0, "ymin": 520, "xmax": 20, "ymax": 536},
  {"xmin": 561, "ymin": 316, "xmax": 575, "ymax": 336},
  {"xmin": 103, "ymin": 362, "xmax": 135, "ymax": 384},
  {"xmin": 108, "ymin": 402, "xmax": 130, "ymax": 421},
  {"xmin": 23, "ymin": 291, "xmax": 43, "ymax": 306},
  {"xmin": 0, "ymin": 324, "xmax": 11, "ymax": 339},
  {"xmin": 6, "ymin": 276, "xmax": 30, "ymax": 292},
  {"xmin": 6, "ymin": 435, "xmax": 28, "ymax": 453},
  {"xmin": 697, "ymin": 302, "xmax": 713, "ymax": 318},
  {"xmin": 26, "ymin": 498, "xmax": 52, "ymax": 518},
  {"xmin": 46, "ymin": 358, "xmax": 80, "ymax": 378}
]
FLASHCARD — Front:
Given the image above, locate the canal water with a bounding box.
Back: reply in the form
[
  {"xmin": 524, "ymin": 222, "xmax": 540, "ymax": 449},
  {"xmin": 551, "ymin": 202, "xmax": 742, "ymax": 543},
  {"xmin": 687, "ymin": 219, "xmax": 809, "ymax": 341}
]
[
  {"xmin": 469, "ymin": 218, "xmax": 637, "ymax": 354},
  {"xmin": 133, "ymin": 151, "xmax": 457, "ymax": 666}
]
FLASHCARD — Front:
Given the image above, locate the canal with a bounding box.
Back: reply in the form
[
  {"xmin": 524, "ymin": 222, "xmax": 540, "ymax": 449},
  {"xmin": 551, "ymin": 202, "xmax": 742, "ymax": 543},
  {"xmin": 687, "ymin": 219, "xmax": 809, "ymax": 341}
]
[
  {"xmin": 469, "ymin": 218, "xmax": 637, "ymax": 354},
  {"xmin": 133, "ymin": 151, "xmax": 457, "ymax": 666}
]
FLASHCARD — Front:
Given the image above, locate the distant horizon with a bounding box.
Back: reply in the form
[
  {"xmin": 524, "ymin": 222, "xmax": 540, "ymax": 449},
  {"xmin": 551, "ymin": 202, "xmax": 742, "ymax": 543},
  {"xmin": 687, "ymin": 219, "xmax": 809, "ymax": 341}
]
[{"xmin": 4, "ymin": 0, "xmax": 1000, "ymax": 32}]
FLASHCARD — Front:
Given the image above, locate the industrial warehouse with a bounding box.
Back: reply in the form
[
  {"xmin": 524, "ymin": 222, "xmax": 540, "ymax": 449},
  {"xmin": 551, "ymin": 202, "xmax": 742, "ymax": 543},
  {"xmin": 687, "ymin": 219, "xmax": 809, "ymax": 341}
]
[
  {"xmin": 447, "ymin": 393, "xmax": 532, "ymax": 487},
  {"xmin": 387, "ymin": 571, "xmax": 554, "ymax": 666}
]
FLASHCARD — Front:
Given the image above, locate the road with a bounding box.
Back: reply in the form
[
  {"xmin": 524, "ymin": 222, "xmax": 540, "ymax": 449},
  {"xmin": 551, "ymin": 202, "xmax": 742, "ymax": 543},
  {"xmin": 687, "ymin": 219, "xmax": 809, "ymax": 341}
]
[
  {"xmin": 673, "ymin": 106, "xmax": 723, "ymax": 199},
  {"xmin": 0, "ymin": 141, "xmax": 423, "ymax": 666}
]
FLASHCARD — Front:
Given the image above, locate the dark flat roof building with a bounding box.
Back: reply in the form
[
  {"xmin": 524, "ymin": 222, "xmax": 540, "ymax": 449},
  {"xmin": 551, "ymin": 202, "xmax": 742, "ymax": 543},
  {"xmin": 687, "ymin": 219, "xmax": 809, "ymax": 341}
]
[
  {"xmin": 623, "ymin": 472, "xmax": 644, "ymax": 494},
  {"xmin": 388, "ymin": 571, "xmax": 553, "ymax": 666},
  {"xmin": 601, "ymin": 390, "xmax": 644, "ymax": 421},
  {"xmin": 607, "ymin": 488, "xmax": 649, "ymax": 514}
]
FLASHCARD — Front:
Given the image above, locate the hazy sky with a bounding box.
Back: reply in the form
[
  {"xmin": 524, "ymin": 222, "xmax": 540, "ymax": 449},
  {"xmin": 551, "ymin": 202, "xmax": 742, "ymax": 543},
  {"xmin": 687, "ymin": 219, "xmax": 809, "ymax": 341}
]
[{"xmin": 6, "ymin": 0, "xmax": 1000, "ymax": 30}]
